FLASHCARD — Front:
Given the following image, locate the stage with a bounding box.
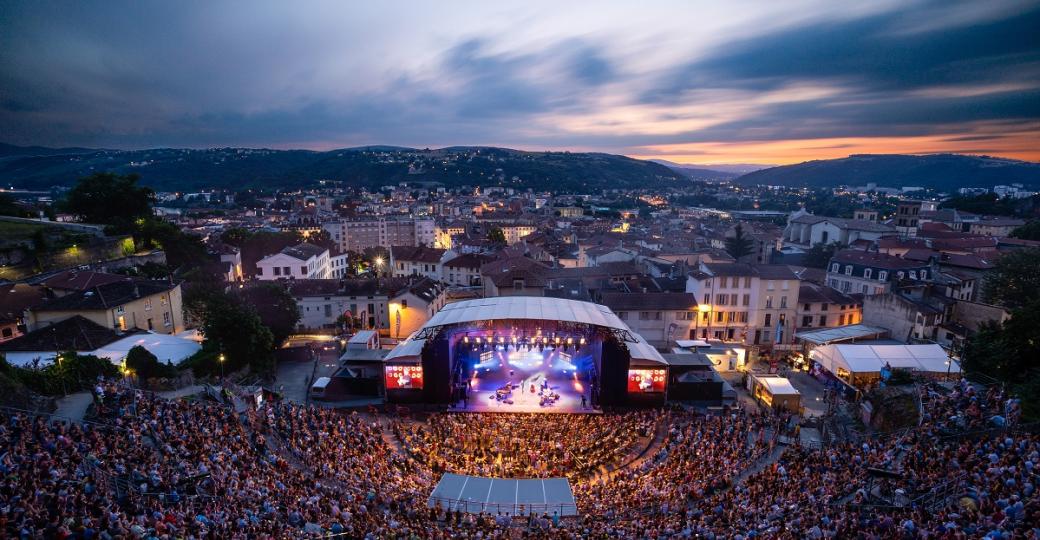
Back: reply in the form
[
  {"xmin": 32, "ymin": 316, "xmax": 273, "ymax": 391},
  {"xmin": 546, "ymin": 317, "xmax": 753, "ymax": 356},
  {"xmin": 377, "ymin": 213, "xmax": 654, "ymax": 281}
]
[{"xmin": 454, "ymin": 346, "xmax": 599, "ymax": 414}]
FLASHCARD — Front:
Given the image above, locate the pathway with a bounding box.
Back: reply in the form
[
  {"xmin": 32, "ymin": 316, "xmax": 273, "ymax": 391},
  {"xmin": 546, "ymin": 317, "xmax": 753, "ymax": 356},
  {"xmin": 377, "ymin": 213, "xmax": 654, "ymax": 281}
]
[{"xmin": 52, "ymin": 391, "xmax": 93, "ymax": 423}]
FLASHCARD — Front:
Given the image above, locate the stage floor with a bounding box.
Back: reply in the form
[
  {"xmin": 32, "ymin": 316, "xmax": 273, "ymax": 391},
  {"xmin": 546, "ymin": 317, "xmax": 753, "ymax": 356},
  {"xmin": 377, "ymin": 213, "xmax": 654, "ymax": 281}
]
[{"xmin": 454, "ymin": 348, "xmax": 597, "ymax": 414}]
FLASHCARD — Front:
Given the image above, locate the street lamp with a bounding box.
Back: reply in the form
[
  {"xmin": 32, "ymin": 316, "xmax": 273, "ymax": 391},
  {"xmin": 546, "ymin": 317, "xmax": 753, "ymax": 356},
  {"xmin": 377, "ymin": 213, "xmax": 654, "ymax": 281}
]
[
  {"xmin": 219, "ymin": 353, "xmax": 226, "ymax": 381},
  {"xmin": 56, "ymin": 353, "xmax": 68, "ymax": 396}
]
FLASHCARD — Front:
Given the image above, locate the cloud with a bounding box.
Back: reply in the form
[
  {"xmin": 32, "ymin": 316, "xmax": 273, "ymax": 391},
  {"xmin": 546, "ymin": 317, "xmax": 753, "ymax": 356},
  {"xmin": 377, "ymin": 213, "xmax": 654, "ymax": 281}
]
[{"xmin": 0, "ymin": 0, "xmax": 1037, "ymax": 164}]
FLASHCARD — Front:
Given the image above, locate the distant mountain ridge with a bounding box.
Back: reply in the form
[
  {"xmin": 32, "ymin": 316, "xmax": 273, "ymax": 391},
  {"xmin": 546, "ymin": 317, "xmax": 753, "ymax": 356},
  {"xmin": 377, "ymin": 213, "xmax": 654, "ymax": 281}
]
[
  {"xmin": 734, "ymin": 154, "xmax": 1040, "ymax": 190},
  {"xmin": 650, "ymin": 159, "xmax": 774, "ymax": 177},
  {"xmin": 0, "ymin": 144, "xmax": 688, "ymax": 192}
]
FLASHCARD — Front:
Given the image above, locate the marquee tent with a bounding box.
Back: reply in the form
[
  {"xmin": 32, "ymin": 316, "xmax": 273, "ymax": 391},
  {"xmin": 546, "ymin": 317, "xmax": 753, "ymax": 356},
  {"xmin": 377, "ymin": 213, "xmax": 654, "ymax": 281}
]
[
  {"xmin": 429, "ymin": 473, "xmax": 577, "ymax": 516},
  {"xmin": 810, "ymin": 344, "xmax": 958, "ymax": 382}
]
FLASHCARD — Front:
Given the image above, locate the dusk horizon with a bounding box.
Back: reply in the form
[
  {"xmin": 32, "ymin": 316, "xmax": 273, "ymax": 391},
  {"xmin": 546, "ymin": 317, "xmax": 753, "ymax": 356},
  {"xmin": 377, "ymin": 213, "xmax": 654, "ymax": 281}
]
[{"xmin": 3, "ymin": 0, "xmax": 1038, "ymax": 165}]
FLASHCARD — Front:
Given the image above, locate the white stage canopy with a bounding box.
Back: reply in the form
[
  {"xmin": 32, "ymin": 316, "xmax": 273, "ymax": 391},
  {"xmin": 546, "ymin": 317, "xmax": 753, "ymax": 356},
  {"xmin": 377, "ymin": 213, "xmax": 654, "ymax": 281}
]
[
  {"xmin": 424, "ymin": 297, "xmax": 629, "ymax": 331},
  {"xmin": 385, "ymin": 296, "xmax": 666, "ymax": 365},
  {"xmin": 429, "ymin": 473, "xmax": 577, "ymax": 516},
  {"xmin": 810, "ymin": 344, "xmax": 959, "ymax": 375}
]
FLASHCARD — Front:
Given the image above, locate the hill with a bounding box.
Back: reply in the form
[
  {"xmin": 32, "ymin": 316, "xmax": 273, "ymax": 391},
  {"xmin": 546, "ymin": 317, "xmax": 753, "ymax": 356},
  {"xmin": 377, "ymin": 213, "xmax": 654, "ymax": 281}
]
[
  {"xmin": 0, "ymin": 144, "xmax": 688, "ymax": 192},
  {"xmin": 648, "ymin": 160, "xmax": 738, "ymax": 180},
  {"xmin": 734, "ymin": 154, "xmax": 1040, "ymax": 190}
]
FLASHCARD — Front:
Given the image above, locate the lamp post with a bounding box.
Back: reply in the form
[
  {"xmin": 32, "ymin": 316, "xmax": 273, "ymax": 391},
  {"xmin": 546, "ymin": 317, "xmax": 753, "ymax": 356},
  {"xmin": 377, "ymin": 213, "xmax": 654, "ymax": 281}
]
[
  {"xmin": 56, "ymin": 353, "xmax": 68, "ymax": 397},
  {"xmin": 219, "ymin": 352, "xmax": 226, "ymax": 382}
]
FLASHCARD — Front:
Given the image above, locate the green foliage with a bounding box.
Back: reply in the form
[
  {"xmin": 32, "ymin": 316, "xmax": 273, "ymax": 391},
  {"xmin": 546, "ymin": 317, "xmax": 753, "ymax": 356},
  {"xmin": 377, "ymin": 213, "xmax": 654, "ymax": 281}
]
[
  {"xmin": 1010, "ymin": 220, "xmax": 1040, "ymax": 241},
  {"xmin": 191, "ymin": 291, "xmax": 276, "ymax": 376},
  {"xmin": 0, "ymin": 193, "xmax": 30, "ymax": 217},
  {"xmin": 134, "ymin": 217, "xmax": 208, "ymax": 272},
  {"xmin": 125, "ymin": 345, "xmax": 178, "ymax": 381},
  {"xmin": 112, "ymin": 261, "xmax": 173, "ymax": 279},
  {"xmin": 940, "ymin": 193, "xmax": 1021, "ymax": 217},
  {"xmin": 0, "ymin": 352, "xmax": 118, "ymax": 396},
  {"xmin": 235, "ymin": 283, "xmax": 301, "ymax": 346},
  {"xmin": 961, "ymin": 301, "xmax": 1040, "ymax": 421},
  {"xmin": 724, "ymin": 223, "xmax": 754, "ymax": 259},
  {"xmin": 802, "ymin": 241, "xmax": 843, "ymax": 269},
  {"xmin": 61, "ymin": 172, "xmax": 155, "ymax": 231},
  {"xmin": 486, "ymin": 227, "xmax": 506, "ymax": 244},
  {"xmin": 982, "ymin": 248, "xmax": 1040, "ymax": 310}
]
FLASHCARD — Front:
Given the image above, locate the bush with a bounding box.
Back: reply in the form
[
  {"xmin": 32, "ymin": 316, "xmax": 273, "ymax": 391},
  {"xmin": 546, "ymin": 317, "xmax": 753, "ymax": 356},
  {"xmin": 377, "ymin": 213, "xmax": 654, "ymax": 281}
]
[
  {"xmin": 0, "ymin": 352, "xmax": 118, "ymax": 396},
  {"xmin": 124, "ymin": 345, "xmax": 178, "ymax": 381}
]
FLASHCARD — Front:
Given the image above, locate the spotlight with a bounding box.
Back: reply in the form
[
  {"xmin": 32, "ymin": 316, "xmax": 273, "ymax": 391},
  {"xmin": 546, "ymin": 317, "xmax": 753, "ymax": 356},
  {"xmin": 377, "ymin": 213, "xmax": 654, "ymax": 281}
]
[
  {"xmin": 463, "ymin": 336, "xmax": 470, "ymax": 344},
  {"xmin": 579, "ymin": 337, "xmax": 586, "ymax": 346}
]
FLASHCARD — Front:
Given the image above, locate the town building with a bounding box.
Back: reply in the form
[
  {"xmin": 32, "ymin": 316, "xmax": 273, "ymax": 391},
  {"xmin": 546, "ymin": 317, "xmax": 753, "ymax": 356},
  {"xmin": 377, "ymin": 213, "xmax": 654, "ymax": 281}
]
[
  {"xmin": 390, "ymin": 245, "xmax": 448, "ymax": 280},
  {"xmin": 323, "ymin": 217, "xmax": 436, "ymax": 253},
  {"xmin": 256, "ymin": 243, "xmax": 330, "ymax": 280},
  {"xmin": 684, "ymin": 263, "xmax": 799, "ymax": 351},
  {"xmin": 795, "ymin": 282, "xmax": 863, "ymax": 331},
  {"xmin": 284, "ymin": 277, "xmax": 447, "ymax": 337},
  {"xmin": 826, "ymin": 249, "xmax": 933, "ymax": 296},
  {"xmin": 28, "ymin": 278, "xmax": 185, "ymax": 335},
  {"xmin": 783, "ymin": 209, "xmax": 896, "ymax": 248}
]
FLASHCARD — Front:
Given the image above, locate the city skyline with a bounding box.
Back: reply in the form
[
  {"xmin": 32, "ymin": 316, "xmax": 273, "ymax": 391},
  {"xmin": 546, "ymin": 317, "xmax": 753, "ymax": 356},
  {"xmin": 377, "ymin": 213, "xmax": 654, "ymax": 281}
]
[{"xmin": 1, "ymin": 0, "xmax": 1038, "ymax": 164}]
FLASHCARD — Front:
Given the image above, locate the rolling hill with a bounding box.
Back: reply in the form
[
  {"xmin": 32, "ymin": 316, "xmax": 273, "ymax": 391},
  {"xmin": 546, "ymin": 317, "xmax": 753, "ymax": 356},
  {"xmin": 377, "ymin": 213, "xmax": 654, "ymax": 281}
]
[
  {"xmin": 734, "ymin": 154, "xmax": 1040, "ymax": 191},
  {"xmin": 0, "ymin": 144, "xmax": 688, "ymax": 192}
]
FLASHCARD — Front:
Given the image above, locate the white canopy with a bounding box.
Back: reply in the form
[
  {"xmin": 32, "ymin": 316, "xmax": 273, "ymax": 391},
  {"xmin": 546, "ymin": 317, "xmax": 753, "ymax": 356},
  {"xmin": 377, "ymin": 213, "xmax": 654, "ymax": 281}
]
[
  {"xmin": 92, "ymin": 333, "xmax": 202, "ymax": 365},
  {"xmin": 794, "ymin": 324, "xmax": 888, "ymax": 345},
  {"xmin": 423, "ymin": 296, "xmax": 628, "ymax": 331},
  {"xmin": 384, "ymin": 296, "xmax": 666, "ymax": 365},
  {"xmin": 757, "ymin": 376, "xmax": 800, "ymax": 396},
  {"xmin": 3, "ymin": 332, "xmax": 201, "ymax": 367},
  {"xmin": 810, "ymin": 344, "xmax": 959, "ymax": 375}
]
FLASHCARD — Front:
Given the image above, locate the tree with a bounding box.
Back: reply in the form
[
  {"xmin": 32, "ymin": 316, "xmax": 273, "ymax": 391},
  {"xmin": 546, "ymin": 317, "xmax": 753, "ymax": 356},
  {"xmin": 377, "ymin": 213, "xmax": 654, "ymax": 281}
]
[
  {"xmin": 198, "ymin": 296, "xmax": 276, "ymax": 376},
  {"xmin": 802, "ymin": 241, "xmax": 843, "ymax": 269},
  {"xmin": 1010, "ymin": 220, "xmax": 1040, "ymax": 241},
  {"xmin": 125, "ymin": 345, "xmax": 177, "ymax": 381},
  {"xmin": 487, "ymin": 227, "xmax": 506, "ymax": 244},
  {"xmin": 724, "ymin": 223, "xmax": 754, "ymax": 260},
  {"xmin": 961, "ymin": 301, "xmax": 1040, "ymax": 419},
  {"xmin": 235, "ymin": 283, "xmax": 301, "ymax": 346},
  {"xmin": 61, "ymin": 172, "xmax": 155, "ymax": 232},
  {"xmin": 0, "ymin": 193, "xmax": 29, "ymax": 217},
  {"xmin": 982, "ymin": 248, "xmax": 1040, "ymax": 310}
]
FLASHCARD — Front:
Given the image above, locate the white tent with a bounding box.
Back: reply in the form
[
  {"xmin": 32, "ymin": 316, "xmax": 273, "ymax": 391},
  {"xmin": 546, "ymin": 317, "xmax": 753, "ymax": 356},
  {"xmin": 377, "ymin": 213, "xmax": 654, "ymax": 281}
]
[
  {"xmin": 91, "ymin": 333, "xmax": 202, "ymax": 365},
  {"xmin": 810, "ymin": 344, "xmax": 958, "ymax": 376},
  {"xmin": 3, "ymin": 332, "xmax": 201, "ymax": 367}
]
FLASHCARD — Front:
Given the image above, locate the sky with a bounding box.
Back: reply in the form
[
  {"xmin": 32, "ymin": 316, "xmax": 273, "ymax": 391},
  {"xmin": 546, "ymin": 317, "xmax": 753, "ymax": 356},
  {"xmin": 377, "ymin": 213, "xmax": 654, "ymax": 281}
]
[{"xmin": 1, "ymin": 0, "xmax": 1038, "ymax": 165}]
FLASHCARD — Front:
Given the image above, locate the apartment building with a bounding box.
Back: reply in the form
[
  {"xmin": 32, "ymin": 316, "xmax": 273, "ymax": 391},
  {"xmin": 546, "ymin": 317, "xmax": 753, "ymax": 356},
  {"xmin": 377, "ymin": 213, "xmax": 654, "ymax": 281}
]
[
  {"xmin": 599, "ymin": 291, "xmax": 699, "ymax": 346},
  {"xmin": 783, "ymin": 209, "xmax": 895, "ymax": 248},
  {"xmin": 389, "ymin": 245, "xmax": 448, "ymax": 280},
  {"xmin": 29, "ymin": 278, "xmax": 185, "ymax": 335},
  {"xmin": 284, "ymin": 277, "xmax": 447, "ymax": 337},
  {"xmin": 826, "ymin": 249, "xmax": 932, "ymax": 296},
  {"xmin": 795, "ymin": 282, "xmax": 863, "ymax": 331},
  {"xmin": 323, "ymin": 217, "xmax": 436, "ymax": 253},
  {"xmin": 256, "ymin": 243, "xmax": 330, "ymax": 280},
  {"xmin": 684, "ymin": 263, "xmax": 799, "ymax": 349}
]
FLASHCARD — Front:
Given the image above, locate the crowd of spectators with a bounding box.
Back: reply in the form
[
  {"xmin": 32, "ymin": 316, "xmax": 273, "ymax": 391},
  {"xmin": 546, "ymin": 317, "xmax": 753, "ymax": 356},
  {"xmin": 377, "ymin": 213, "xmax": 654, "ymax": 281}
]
[
  {"xmin": 394, "ymin": 412, "xmax": 655, "ymax": 479},
  {"xmin": 1, "ymin": 376, "xmax": 1037, "ymax": 538}
]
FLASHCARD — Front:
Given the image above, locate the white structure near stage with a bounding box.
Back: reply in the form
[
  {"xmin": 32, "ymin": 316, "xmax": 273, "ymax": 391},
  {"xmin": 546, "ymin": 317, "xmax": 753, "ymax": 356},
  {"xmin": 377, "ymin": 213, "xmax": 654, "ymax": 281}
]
[
  {"xmin": 809, "ymin": 343, "xmax": 958, "ymax": 387},
  {"xmin": 2, "ymin": 331, "xmax": 201, "ymax": 367}
]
